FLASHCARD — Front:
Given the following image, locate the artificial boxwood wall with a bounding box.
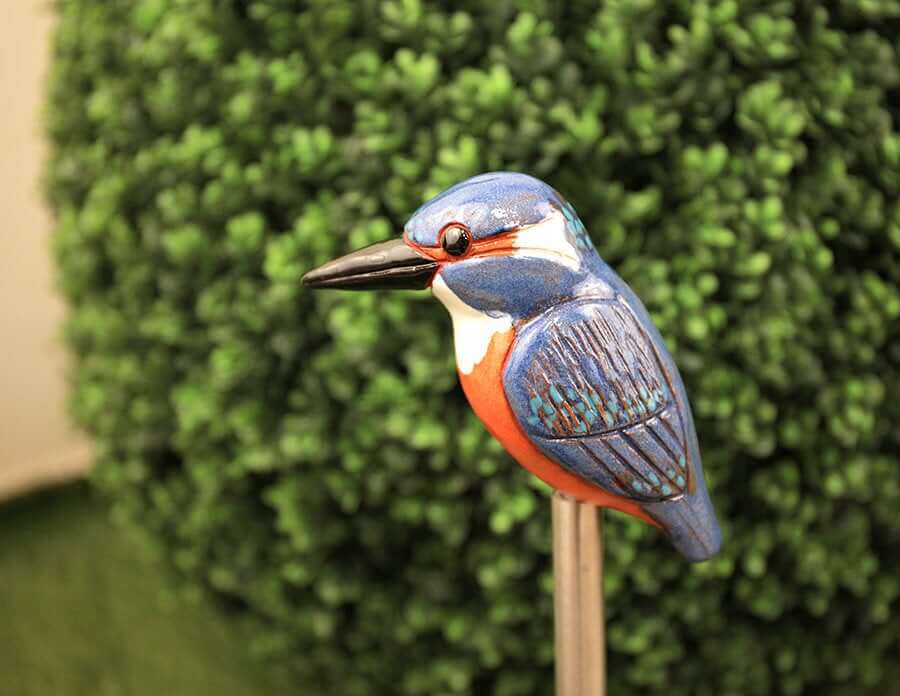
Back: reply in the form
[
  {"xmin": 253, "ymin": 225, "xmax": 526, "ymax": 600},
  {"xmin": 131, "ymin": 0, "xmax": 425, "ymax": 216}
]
[{"xmin": 47, "ymin": 1, "xmax": 900, "ymax": 694}]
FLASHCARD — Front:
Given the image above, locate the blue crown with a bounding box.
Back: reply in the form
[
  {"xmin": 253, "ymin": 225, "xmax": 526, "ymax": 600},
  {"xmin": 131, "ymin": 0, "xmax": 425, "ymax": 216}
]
[{"xmin": 405, "ymin": 172, "xmax": 561, "ymax": 246}]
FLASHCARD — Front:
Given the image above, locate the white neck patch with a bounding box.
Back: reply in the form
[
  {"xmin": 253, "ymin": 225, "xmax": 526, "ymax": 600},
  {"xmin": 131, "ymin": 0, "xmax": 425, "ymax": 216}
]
[
  {"xmin": 431, "ymin": 275, "xmax": 512, "ymax": 375},
  {"xmin": 512, "ymin": 210, "xmax": 581, "ymax": 270}
]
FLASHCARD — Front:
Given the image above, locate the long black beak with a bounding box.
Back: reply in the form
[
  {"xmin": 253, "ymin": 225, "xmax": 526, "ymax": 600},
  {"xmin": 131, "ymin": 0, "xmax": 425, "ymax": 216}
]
[{"xmin": 302, "ymin": 238, "xmax": 438, "ymax": 291}]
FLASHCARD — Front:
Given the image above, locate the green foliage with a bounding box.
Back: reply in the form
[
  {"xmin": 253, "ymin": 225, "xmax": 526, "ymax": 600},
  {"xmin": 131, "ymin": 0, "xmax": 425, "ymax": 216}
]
[{"xmin": 46, "ymin": 1, "xmax": 900, "ymax": 694}]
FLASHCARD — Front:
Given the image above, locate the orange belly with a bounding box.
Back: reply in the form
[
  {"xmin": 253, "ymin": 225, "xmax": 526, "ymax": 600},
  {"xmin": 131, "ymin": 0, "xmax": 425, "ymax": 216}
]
[{"xmin": 458, "ymin": 327, "xmax": 658, "ymax": 526}]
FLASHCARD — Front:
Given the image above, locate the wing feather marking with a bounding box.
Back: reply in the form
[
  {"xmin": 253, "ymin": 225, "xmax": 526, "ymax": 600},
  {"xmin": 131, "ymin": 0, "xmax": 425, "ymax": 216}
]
[
  {"xmin": 576, "ymin": 441, "xmax": 630, "ymax": 495},
  {"xmin": 619, "ymin": 429, "xmax": 671, "ymax": 482},
  {"xmin": 657, "ymin": 409, "xmax": 685, "ymax": 452},
  {"xmin": 598, "ymin": 439, "xmax": 659, "ymax": 494},
  {"xmin": 645, "ymin": 419, "xmax": 681, "ymax": 467}
]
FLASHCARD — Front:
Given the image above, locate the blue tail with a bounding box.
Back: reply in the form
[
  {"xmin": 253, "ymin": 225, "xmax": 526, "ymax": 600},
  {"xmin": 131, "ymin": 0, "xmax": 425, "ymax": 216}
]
[{"xmin": 641, "ymin": 464, "xmax": 722, "ymax": 562}]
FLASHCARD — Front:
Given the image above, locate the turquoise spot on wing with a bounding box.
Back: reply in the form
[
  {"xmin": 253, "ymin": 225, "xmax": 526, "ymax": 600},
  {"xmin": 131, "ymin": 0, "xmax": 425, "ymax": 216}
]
[
  {"xmin": 575, "ymin": 402, "xmax": 586, "ymax": 413},
  {"xmin": 550, "ymin": 385, "xmax": 564, "ymax": 405},
  {"xmin": 584, "ymin": 409, "xmax": 597, "ymax": 424},
  {"xmin": 676, "ymin": 475, "xmax": 686, "ymax": 487},
  {"xmin": 530, "ymin": 396, "xmax": 543, "ymax": 415},
  {"xmin": 666, "ymin": 468, "xmax": 676, "ymax": 478},
  {"xmin": 566, "ymin": 387, "xmax": 578, "ymax": 401},
  {"xmin": 542, "ymin": 402, "xmax": 556, "ymax": 416},
  {"xmin": 661, "ymin": 484, "xmax": 672, "ymax": 496},
  {"xmin": 572, "ymin": 421, "xmax": 587, "ymax": 434},
  {"xmin": 639, "ymin": 386, "xmax": 648, "ymax": 400},
  {"xmin": 678, "ymin": 454, "xmax": 686, "ymax": 467},
  {"xmin": 607, "ymin": 400, "xmax": 619, "ymax": 415},
  {"xmin": 647, "ymin": 472, "xmax": 660, "ymax": 486},
  {"xmin": 631, "ymin": 480, "xmax": 645, "ymax": 493},
  {"xmin": 527, "ymin": 416, "xmax": 541, "ymax": 427}
]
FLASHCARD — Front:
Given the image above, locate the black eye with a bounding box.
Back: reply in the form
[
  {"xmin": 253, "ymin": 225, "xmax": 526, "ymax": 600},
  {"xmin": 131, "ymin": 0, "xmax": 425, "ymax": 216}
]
[{"xmin": 441, "ymin": 225, "xmax": 470, "ymax": 256}]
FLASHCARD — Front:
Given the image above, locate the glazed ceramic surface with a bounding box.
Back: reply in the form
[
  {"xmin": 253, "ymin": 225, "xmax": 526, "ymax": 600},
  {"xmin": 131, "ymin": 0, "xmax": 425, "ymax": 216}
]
[{"xmin": 304, "ymin": 172, "xmax": 721, "ymax": 561}]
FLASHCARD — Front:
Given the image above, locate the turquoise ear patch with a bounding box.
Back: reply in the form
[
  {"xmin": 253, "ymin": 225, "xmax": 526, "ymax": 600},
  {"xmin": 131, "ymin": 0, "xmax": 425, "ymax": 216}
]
[{"xmin": 560, "ymin": 200, "xmax": 594, "ymax": 251}]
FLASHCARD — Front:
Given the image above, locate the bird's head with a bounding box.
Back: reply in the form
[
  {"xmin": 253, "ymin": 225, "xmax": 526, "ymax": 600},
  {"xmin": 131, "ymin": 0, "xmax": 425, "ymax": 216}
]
[{"xmin": 303, "ymin": 172, "xmax": 611, "ymax": 318}]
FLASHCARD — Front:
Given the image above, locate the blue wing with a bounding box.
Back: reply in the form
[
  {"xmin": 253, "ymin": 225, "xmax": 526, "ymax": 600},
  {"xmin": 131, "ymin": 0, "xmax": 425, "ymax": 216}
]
[
  {"xmin": 505, "ymin": 298, "xmax": 689, "ymax": 501},
  {"xmin": 504, "ymin": 296, "xmax": 722, "ymax": 561}
]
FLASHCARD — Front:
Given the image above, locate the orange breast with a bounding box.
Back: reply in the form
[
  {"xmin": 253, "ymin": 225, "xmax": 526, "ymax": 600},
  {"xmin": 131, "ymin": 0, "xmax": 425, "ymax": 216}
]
[{"xmin": 458, "ymin": 327, "xmax": 658, "ymax": 526}]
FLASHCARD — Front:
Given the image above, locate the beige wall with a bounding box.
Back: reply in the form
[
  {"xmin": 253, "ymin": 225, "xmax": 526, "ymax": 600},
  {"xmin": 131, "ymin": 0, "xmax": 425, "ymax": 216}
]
[{"xmin": 0, "ymin": 3, "xmax": 91, "ymax": 498}]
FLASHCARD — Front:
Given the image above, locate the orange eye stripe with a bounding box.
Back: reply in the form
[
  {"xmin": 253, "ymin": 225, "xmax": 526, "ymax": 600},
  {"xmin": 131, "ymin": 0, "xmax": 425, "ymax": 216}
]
[{"xmin": 406, "ymin": 230, "xmax": 519, "ymax": 262}]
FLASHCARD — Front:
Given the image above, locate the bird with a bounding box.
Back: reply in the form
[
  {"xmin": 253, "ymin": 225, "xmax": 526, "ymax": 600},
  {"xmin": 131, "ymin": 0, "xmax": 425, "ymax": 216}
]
[{"xmin": 303, "ymin": 172, "xmax": 721, "ymax": 561}]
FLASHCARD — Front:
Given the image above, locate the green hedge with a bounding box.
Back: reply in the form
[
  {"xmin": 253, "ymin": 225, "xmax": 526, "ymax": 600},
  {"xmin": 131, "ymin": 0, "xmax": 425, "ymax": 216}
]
[{"xmin": 47, "ymin": 1, "xmax": 900, "ymax": 694}]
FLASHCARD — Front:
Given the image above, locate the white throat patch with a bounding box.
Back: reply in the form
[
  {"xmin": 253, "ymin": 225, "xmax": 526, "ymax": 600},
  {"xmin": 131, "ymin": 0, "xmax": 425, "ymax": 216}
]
[{"xmin": 431, "ymin": 275, "xmax": 512, "ymax": 375}]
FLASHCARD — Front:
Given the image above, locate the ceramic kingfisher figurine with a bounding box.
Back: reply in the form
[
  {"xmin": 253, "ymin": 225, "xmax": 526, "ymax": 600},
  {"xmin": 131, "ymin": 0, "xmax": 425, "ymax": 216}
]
[{"xmin": 304, "ymin": 172, "xmax": 721, "ymax": 561}]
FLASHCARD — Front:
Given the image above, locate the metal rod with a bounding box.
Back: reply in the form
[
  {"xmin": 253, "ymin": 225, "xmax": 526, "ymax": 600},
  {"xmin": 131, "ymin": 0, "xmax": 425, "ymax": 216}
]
[
  {"xmin": 552, "ymin": 492, "xmax": 580, "ymax": 696},
  {"xmin": 553, "ymin": 493, "xmax": 607, "ymax": 696},
  {"xmin": 577, "ymin": 502, "xmax": 605, "ymax": 696}
]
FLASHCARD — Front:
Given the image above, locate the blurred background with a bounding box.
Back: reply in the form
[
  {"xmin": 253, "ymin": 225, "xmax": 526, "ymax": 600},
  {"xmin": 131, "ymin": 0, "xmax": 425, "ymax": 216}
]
[
  {"xmin": 4, "ymin": 1, "xmax": 900, "ymax": 695},
  {"xmin": 0, "ymin": 4, "xmax": 295, "ymax": 694}
]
